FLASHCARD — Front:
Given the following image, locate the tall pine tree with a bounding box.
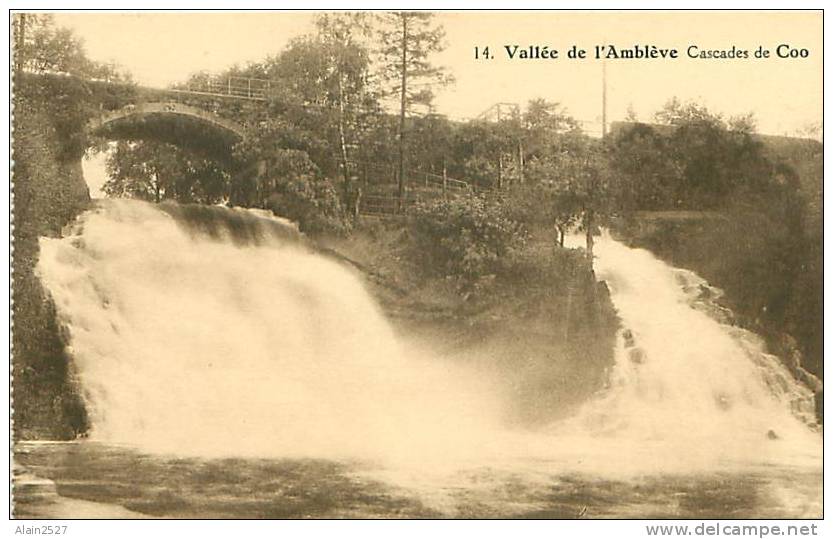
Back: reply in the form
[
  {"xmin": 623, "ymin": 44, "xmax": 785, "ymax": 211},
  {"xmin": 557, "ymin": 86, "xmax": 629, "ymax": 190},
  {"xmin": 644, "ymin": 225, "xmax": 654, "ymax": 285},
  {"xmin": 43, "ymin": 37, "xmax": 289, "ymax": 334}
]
[{"xmin": 376, "ymin": 12, "xmax": 450, "ymax": 211}]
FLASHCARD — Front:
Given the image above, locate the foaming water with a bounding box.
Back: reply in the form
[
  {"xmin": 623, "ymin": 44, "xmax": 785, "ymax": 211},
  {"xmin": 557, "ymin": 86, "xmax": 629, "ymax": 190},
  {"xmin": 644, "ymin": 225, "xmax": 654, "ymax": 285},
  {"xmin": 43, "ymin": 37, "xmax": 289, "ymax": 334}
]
[
  {"xmin": 38, "ymin": 199, "xmax": 501, "ymax": 462},
  {"xmin": 37, "ymin": 202, "xmax": 820, "ymax": 492},
  {"xmin": 554, "ymin": 233, "xmax": 820, "ymax": 473}
]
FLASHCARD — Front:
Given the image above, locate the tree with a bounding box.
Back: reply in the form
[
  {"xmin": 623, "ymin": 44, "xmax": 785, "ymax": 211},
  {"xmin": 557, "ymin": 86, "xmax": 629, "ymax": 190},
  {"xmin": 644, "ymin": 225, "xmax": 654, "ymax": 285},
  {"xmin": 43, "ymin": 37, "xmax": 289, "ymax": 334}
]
[
  {"xmin": 522, "ymin": 98, "xmax": 579, "ymax": 158},
  {"xmin": 165, "ymin": 26, "xmax": 377, "ymax": 230},
  {"xmin": 224, "ymin": 25, "xmax": 378, "ymax": 210},
  {"xmin": 503, "ymin": 181, "xmax": 578, "ymax": 248},
  {"xmin": 794, "ymin": 121, "xmax": 822, "ymax": 141},
  {"xmin": 406, "ymin": 113, "xmax": 455, "ymax": 178},
  {"xmin": 608, "ymin": 123, "xmax": 681, "ymax": 210},
  {"xmin": 654, "ymin": 97, "xmax": 723, "ymax": 127},
  {"xmin": 15, "ymin": 14, "xmax": 131, "ymax": 82},
  {"xmin": 314, "ymin": 13, "xmax": 375, "ymax": 205},
  {"xmin": 257, "ymin": 150, "xmax": 347, "ymax": 235},
  {"xmin": 652, "ymin": 99, "xmax": 771, "ymax": 208},
  {"xmin": 525, "ymin": 133, "xmax": 611, "ymax": 260},
  {"xmin": 103, "ymin": 141, "xmax": 229, "ymax": 204},
  {"xmin": 14, "ymin": 16, "xmax": 137, "ymax": 162},
  {"xmin": 376, "ymin": 12, "xmax": 451, "ymax": 211},
  {"xmin": 410, "ymin": 195, "xmax": 527, "ymax": 289},
  {"xmin": 16, "ymin": 14, "xmax": 85, "ymax": 74},
  {"xmin": 453, "ymin": 120, "xmax": 518, "ymax": 189}
]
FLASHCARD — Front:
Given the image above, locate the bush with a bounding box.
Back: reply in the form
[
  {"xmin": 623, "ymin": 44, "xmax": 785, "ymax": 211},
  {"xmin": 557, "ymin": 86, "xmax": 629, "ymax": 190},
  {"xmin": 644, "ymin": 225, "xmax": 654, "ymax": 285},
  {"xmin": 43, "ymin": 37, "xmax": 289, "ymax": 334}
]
[
  {"xmin": 253, "ymin": 149, "xmax": 350, "ymax": 236},
  {"xmin": 503, "ymin": 240, "xmax": 590, "ymax": 288},
  {"xmin": 264, "ymin": 175, "xmax": 349, "ymax": 236},
  {"xmin": 408, "ymin": 195, "xmax": 527, "ymax": 288}
]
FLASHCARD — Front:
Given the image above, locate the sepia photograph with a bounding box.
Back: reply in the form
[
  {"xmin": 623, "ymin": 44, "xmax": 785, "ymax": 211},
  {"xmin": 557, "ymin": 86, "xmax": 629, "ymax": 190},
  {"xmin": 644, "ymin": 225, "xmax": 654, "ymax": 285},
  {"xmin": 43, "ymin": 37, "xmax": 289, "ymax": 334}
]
[{"xmin": 7, "ymin": 6, "xmax": 824, "ymax": 527}]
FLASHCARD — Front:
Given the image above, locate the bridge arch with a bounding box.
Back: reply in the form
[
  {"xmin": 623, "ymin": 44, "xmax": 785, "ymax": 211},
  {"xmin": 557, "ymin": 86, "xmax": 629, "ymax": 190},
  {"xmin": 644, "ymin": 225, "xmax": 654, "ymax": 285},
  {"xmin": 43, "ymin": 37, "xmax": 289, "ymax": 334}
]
[{"xmin": 87, "ymin": 102, "xmax": 247, "ymax": 162}]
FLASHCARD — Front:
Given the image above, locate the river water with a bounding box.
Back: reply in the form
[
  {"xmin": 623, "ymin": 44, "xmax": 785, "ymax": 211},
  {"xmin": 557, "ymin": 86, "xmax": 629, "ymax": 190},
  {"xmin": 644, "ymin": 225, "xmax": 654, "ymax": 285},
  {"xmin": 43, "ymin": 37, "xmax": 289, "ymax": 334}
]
[{"xmin": 17, "ymin": 200, "xmax": 821, "ymax": 518}]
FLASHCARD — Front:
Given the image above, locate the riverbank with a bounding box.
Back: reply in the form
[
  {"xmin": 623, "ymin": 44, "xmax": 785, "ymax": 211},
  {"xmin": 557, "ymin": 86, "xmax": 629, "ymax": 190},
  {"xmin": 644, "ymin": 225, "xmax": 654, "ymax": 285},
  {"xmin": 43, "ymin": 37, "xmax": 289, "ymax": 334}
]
[{"xmin": 13, "ymin": 454, "xmax": 147, "ymax": 518}]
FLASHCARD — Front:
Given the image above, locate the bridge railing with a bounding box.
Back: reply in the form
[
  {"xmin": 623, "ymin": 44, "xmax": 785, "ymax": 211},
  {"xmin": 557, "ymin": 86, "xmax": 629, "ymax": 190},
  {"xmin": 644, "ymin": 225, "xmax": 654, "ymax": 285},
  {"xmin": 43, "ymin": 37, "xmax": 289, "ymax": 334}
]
[{"xmin": 173, "ymin": 76, "xmax": 272, "ymax": 101}]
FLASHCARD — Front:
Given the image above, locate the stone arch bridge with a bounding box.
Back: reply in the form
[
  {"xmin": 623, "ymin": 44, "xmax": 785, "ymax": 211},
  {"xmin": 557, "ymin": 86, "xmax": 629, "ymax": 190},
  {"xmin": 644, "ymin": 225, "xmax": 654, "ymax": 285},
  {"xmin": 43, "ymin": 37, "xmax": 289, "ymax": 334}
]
[{"xmin": 88, "ymin": 101, "xmax": 248, "ymax": 163}]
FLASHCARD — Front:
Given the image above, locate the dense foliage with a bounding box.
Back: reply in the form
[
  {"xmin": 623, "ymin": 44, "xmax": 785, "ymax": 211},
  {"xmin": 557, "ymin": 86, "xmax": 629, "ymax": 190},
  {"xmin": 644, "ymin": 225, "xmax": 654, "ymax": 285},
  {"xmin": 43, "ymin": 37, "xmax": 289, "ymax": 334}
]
[
  {"xmin": 252, "ymin": 150, "xmax": 348, "ymax": 235},
  {"xmin": 408, "ymin": 196, "xmax": 527, "ymax": 289},
  {"xmin": 609, "ymin": 100, "xmax": 785, "ymax": 211},
  {"xmin": 609, "ymin": 100, "xmax": 822, "ymax": 381},
  {"xmin": 14, "ymin": 15, "xmax": 137, "ymax": 161},
  {"xmin": 102, "ymin": 141, "xmax": 229, "ymax": 204}
]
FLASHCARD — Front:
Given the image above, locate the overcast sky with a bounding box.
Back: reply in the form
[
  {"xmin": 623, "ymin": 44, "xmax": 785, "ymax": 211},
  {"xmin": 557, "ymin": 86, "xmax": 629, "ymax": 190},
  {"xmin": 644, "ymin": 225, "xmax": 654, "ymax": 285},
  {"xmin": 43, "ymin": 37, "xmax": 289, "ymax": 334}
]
[{"xmin": 53, "ymin": 11, "xmax": 821, "ymax": 137}]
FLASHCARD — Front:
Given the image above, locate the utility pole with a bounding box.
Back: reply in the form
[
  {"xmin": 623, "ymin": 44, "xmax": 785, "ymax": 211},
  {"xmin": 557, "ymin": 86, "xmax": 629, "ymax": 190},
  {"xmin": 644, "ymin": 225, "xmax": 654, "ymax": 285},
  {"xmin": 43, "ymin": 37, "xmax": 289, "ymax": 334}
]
[{"xmin": 601, "ymin": 61, "xmax": 608, "ymax": 138}]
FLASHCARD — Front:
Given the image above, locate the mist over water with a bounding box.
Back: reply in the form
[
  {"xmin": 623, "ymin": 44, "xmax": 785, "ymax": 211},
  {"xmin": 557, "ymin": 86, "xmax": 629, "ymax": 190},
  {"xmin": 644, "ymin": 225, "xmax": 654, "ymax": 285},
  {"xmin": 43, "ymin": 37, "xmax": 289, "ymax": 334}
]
[
  {"xmin": 38, "ymin": 199, "xmax": 501, "ymax": 463},
  {"xmin": 556, "ymin": 234, "xmax": 820, "ymax": 474},
  {"xmin": 37, "ymin": 201, "xmax": 820, "ymax": 489}
]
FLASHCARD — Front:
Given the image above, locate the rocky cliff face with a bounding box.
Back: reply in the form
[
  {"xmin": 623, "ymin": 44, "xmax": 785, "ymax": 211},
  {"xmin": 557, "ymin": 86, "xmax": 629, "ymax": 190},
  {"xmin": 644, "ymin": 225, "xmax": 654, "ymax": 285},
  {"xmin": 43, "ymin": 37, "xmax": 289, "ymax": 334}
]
[{"xmin": 13, "ymin": 88, "xmax": 91, "ymax": 439}]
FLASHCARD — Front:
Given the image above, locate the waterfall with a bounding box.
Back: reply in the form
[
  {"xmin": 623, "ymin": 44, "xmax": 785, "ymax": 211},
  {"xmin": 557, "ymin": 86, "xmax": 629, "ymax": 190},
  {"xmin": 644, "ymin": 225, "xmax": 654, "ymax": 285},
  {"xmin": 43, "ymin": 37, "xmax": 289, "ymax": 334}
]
[
  {"xmin": 555, "ymin": 233, "xmax": 820, "ymax": 473},
  {"xmin": 36, "ymin": 199, "xmax": 500, "ymax": 461},
  {"xmin": 36, "ymin": 201, "xmax": 820, "ymax": 477}
]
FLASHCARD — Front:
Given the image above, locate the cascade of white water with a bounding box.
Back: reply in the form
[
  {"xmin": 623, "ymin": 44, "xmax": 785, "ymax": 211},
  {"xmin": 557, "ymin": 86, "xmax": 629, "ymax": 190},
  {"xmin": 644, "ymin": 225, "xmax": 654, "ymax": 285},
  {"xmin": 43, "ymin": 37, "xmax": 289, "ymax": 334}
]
[
  {"xmin": 554, "ymin": 233, "xmax": 820, "ymax": 472},
  {"xmin": 37, "ymin": 203, "xmax": 820, "ymax": 477},
  {"xmin": 37, "ymin": 199, "xmax": 500, "ymax": 461}
]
